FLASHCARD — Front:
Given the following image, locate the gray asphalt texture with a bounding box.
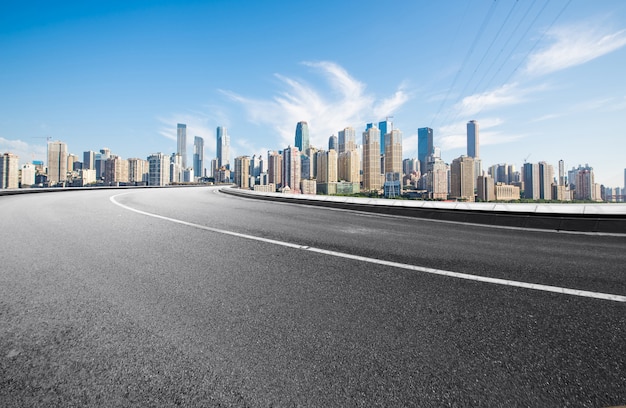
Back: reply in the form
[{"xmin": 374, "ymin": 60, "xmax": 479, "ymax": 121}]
[{"xmin": 1, "ymin": 186, "xmax": 625, "ymax": 407}]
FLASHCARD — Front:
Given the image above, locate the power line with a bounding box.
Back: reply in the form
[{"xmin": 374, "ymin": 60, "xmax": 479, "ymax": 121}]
[
  {"xmin": 469, "ymin": 0, "xmax": 532, "ymax": 97},
  {"xmin": 471, "ymin": 0, "xmax": 572, "ymax": 118},
  {"xmin": 501, "ymin": 0, "xmax": 573, "ymax": 85},
  {"xmin": 430, "ymin": 0, "xmax": 499, "ymax": 129},
  {"xmin": 442, "ymin": 0, "xmax": 521, "ymax": 127}
]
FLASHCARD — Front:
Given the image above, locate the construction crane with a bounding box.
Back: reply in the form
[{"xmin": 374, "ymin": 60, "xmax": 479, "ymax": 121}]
[{"xmin": 523, "ymin": 154, "xmax": 531, "ymax": 163}]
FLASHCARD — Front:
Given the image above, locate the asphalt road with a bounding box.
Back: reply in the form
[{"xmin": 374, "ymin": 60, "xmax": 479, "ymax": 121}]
[{"xmin": 1, "ymin": 186, "xmax": 625, "ymax": 407}]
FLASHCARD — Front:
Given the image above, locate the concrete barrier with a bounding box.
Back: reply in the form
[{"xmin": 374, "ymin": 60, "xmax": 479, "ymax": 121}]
[{"xmin": 221, "ymin": 187, "xmax": 626, "ymax": 235}]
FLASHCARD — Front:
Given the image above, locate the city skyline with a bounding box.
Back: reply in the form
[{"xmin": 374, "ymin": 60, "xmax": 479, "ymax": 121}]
[{"xmin": 1, "ymin": 1, "xmax": 626, "ymax": 187}]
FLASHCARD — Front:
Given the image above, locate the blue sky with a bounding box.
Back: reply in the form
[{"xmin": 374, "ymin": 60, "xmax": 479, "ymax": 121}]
[{"xmin": 1, "ymin": 0, "xmax": 625, "ymax": 187}]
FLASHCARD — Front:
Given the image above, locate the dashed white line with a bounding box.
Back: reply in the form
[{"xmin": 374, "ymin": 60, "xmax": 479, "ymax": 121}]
[{"xmin": 110, "ymin": 192, "xmax": 626, "ymax": 303}]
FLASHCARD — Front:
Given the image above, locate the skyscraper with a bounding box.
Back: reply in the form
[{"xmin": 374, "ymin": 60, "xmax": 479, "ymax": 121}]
[
  {"xmin": 193, "ymin": 136, "xmax": 204, "ymax": 178},
  {"xmin": 384, "ymin": 129, "xmax": 402, "ymax": 176},
  {"xmin": 234, "ymin": 156, "xmax": 251, "ymax": 189},
  {"xmin": 378, "ymin": 119, "xmax": 392, "ymax": 155},
  {"xmin": 177, "ymin": 124, "xmax": 187, "ymax": 169},
  {"xmin": 523, "ymin": 162, "xmax": 540, "ymax": 200},
  {"xmin": 267, "ymin": 150, "xmax": 283, "ymax": 189},
  {"xmin": 295, "ymin": 121, "xmax": 310, "ymax": 152},
  {"xmin": 362, "ymin": 127, "xmax": 381, "ymax": 192},
  {"xmin": 148, "ymin": 153, "xmax": 170, "ymax": 186},
  {"xmin": 538, "ymin": 161, "xmax": 553, "ymax": 200},
  {"xmin": 317, "ymin": 149, "xmax": 338, "ymax": 184},
  {"xmin": 558, "ymin": 159, "xmax": 565, "ymax": 186},
  {"xmin": 104, "ymin": 156, "xmax": 129, "ymax": 185},
  {"xmin": 450, "ymin": 155, "xmax": 475, "ymax": 202},
  {"xmin": 328, "ymin": 135, "xmax": 338, "ymax": 151},
  {"xmin": 47, "ymin": 141, "xmax": 68, "ymax": 186},
  {"xmin": 83, "ymin": 151, "xmax": 96, "ymax": 170},
  {"xmin": 216, "ymin": 126, "xmax": 230, "ymax": 169},
  {"xmin": 128, "ymin": 158, "xmax": 149, "ymax": 184},
  {"xmin": 574, "ymin": 165, "xmax": 596, "ymax": 200},
  {"xmin": 282, "ymin": 146, "xmax": 301, "ymax": 193},
  {"xmin": 0, "ymin": 153, "xmax": 19, "ymax": 189},
  {"xmin": 338, "ymin": 127, "xmax": 356, "ymax": 154},
  {"xmin": 467, "ymin": 120, "xmax": 479, "ymax": 158},
  {"xmin": 427, "ymin": 153, "xmax": 448, "ymax": 200},
  {"xmin": 418, "ymin": 127, "xmax": 434, "ymax": 175}
]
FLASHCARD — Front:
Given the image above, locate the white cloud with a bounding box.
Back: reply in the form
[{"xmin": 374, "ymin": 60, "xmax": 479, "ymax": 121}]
[
  {"xmin": 0, "ymin": 137, "xmax": 46, "ymax": 164},
  {"xmin": 455, "ymin": 83, "xmax": 526, "ymax": 117},
  {"xmin": 526, "ymin": 25, "xmax": 626, "ymax": 76},
  {"xmin": 221, "ymin": 61, "xmax": 410, "ymax": 150},
  {"xmin": 436, "ymin": 118, "xmax": 522, "ymax": 152},
  {"xmin": 156, "ymin": 113, "xmax": 217, "ymax": 158}
]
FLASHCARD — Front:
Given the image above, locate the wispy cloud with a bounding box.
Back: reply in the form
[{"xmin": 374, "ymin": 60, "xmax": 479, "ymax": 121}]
[
  {"xmin": 525, "ymin": 24, "xmax": 626, "ymax": 76},
  {"xmin": 221, "ymin": 61, "xmax": 410, "ymax": 149},
  {"xmin": 436, "ymin": 118, "xmax": 523, "ymax": 152},
  {"xmin": 156, "ymin": 112, "xmax": 219, "ymax": 157},
  {"xmin": 454, "ymin": 82, "xmax": 539, "ymax": 117},
  {"xmin": 531, "ymin": 96, "xmax": 625, "ymax": 122},
  {"xmin": 0, "ymin": 137, "xmax": 46, "ymax": 163}
]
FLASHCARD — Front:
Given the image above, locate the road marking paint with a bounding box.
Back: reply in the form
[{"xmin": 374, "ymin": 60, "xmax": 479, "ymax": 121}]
[{"xmin": 111, "ymin": 193, "xmax": 626, "ymax": 303}]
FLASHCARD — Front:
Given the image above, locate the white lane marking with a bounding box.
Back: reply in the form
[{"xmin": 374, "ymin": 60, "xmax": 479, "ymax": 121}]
[{"xmin": 110, "ymin": 193, "xmax": 626, "ymax": 303}]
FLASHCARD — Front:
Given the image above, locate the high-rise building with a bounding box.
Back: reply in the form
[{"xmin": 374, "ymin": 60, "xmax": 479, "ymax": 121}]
[
  {"xmin": 295, "ymin": 121, "xmax": 310, "ymax": 152},
  {"xmin": 362, "ymin": 127, "xmax": 381, "ymax": 192},
  {"xmin": 67, "ymin": 154, "xmax": 79, "ymax": 172},
  {"xmin": 338, "ymin": 149, "xmax": 360, "ymax": 183},
  {"xmin": 558, "ymin": 160, "xmax": 565, "ymax": 186},
  {"xmin": 523, "ymin": 163, "xmax": 540, "ymax": 200},
  {"xmin": 574, "ymin": 165, "xmax": 596, "ymax": 201},
  {"xmin": 128, "ymin": 158, "xmax": 149, "ymax": 184},
  {"xmin": 47, "ymin": 141, "xmax": 68, "ymax": 186},
  {"xmin": 427, "ymin": 153, "xmax": 448, "ymax": 200},
  {"xmin": 477, "ymin": 175, "xmax": 495, "ymax": 201},
  {"xmin": 250, "ymin": 154, "xmax": 262, "ymax": 178},
  {"xmin": 267, "ymin": 150, "xmax": 283, "ymax": 189},
  {"xmin": 305, "ymin": 147, "xmax": 318, "ymax": 179},
  {"xmin": 170, "ymin": 153, "xmax": 183, "ymax": 183},
  {"xmin": 378, "ymin": 119, "xmax": 392, "ymax": 155},
  {"xmin": 282, "ymin": 146, "xmax": 301, "ymax": 193},
  {"xmin": 403, "ymin": 158, "xmax": 418, "ymax": 176},
  {"xmin": 104, "ymin": 156, "xmax": 129, "ymax": 185},
  {"xmin": 83, "ymin": 151, "xmax": 96, "ymax": 170},
  {"xmin": 0, "ymin": 153, "xmax": 19, "ymax": 189},
  {"xmin": 338, "ymin": 127, "xmax": 356, "ymax": 154},
  {"xmin": 538, "ymin": 161, "xmax": 553, "ymax": 200},
  {"xmin": 216, "ymin": 126, "xmax": 230, "ymax": 169},
  {"xmin": 467, "ymin": 120, "xmax": 479, "ymax": 158},
  {"xmin": 418, "ymin": 127, "xmax": 434, "ymax": 176},
  {"xmin": 234, "ymin": 156, "xmax": 251, "ymax": 189},
  {"xmin": 384, "ymin": 129, "xmax": 402, "ymax": 176},
  {"xmin": 193, "ymin": 136, "xmax": 204, "ymax": 179},
  {"xmin": 95, "ymin": 148, "xmax": 111, "ymax": 180},
  {"xmin": 300, "ymin": 154, "xmax": 311, "ymax": 180},
  {"xmin": 450, "ymin": 155, "xmax": 475, "ymax": 201},
  {"xmin": 147, "ymin": 153, "xmax": 170, "ymax": 186},
  {"xmin": 317, "ymin": 149, "xmax": 338, "ymax": 184},
  {"xmin": 177, "ymin": 124, "xmax": 187, "ymax": 169},
  {"xmin": 20, "ymin": 162, "xmax": 36, "ymax": 188},
  {"xmin": 328, "ymin": 135, "xmax": 338, "ymax": 151}
]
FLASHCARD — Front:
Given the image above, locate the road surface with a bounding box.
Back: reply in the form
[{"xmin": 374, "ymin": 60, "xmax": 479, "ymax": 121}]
[{"xmin": 1, "ymin": 186, "xmax": 625, "ymax": 407}]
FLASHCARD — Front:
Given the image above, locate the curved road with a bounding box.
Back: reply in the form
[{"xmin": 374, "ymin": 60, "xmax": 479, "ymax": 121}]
[{"xmin": 1, "ymin": 186, "xmax": 625, "ymax": 407}]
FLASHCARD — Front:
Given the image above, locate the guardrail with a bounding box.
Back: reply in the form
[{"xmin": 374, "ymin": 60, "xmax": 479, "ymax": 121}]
[{"xmin": 221, "ymin": 187, "xmax": 626, "ymax": 234}]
